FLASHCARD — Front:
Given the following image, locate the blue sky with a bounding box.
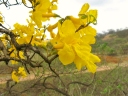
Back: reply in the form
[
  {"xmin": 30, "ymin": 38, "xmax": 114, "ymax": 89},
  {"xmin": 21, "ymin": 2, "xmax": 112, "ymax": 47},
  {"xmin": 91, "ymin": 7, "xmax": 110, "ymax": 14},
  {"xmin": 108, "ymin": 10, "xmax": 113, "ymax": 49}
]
[{"xmin": 0, "ymin": 0, "xmax": 128, "ymax": 33}]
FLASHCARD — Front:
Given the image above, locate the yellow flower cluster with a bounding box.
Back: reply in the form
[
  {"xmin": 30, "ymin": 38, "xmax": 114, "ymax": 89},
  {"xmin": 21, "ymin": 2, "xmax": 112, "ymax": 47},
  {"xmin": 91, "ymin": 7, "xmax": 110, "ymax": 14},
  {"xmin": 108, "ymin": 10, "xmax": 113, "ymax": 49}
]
[
  {"xmin": 10, "ymin": 0, "xmax": 59, "ymax": 82},
  {"xmin": 9, "ymin": 1, "xmax": 100, "ymax": 82},
  {"xmin": 49, "ymin": 3, "xmax": 100, "ymax": 73},
  {"xmin": 29, "ymin": 0, "xmax": 58, "ymax": 28},
  {"xmin": 12, "ymin": 67, "xmax": 27, "ymax": 82},
  {"xmin": 12, "ymin": 21, "xmax": 46, "ymax": 46},
  {"xmin": 9, "ymin": 46, "xmax": 24, "ymax": 64},
  {"xmin": 78, "ymin": 3, "xmax": 97, "ymax": 24}
]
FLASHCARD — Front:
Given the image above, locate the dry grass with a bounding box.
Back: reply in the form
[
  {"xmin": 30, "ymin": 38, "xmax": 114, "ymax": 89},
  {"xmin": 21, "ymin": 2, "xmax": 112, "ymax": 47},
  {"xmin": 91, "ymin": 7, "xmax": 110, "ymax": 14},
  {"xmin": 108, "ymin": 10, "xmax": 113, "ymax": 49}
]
[{"xmin": 1, "ymin": 55, "xmax": 128, "ymax": 96}]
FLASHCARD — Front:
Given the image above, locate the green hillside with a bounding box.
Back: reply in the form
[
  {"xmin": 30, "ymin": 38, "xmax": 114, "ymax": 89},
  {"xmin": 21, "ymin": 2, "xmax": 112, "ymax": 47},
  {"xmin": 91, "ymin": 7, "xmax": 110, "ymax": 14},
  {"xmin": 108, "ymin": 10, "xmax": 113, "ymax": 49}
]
[{"xmin": 92, "ymin": 28, "xmax": 128, "ymax": 55}]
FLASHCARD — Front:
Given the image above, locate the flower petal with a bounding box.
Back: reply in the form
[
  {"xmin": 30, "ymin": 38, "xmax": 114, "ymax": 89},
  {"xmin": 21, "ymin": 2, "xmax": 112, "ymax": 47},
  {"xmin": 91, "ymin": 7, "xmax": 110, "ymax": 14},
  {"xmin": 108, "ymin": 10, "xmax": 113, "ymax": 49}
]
[
  {"xmin": 74, "ymin": 56, "xmax": 84, "ymax": 70},
  {"xmin": 58, "ymin": 44, "xmax": 75, "ymax": 65},
  {"xmin": 90, "ymin": 53, "xmax": 101, "ymax": 63},
  {"xmin": 73, "ymin": 44, "xmax": 91, "ymax": 60},
  {"xmin": 79, "ymin": 3, "xmax": 89, "ymax": 15},
  {"xmin": 81, "ymin": 35, "xmax": 96, "ymax": 44},
  {"xmin": 12, "ymin": 71, "xmax": 19, "ymax": 82},
  {"xmin": 86, "ymin": 61, "xmax": 97, "ymax": 73},
  {"xmin": 61, "ymin": 19, "xmax": 76, "ymax": 37}
]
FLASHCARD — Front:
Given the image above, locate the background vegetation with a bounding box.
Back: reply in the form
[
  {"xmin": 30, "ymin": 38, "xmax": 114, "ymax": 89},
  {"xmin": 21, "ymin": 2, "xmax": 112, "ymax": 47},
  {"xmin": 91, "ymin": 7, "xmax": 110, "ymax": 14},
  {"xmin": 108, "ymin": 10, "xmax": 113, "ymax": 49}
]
[
  {"xmin": 92, "ymin": 28, "xmax": 128, "ymax": 55},
  {"xmin": 0, "ymin": 28, "xmax": 128, "ymax": 96}
]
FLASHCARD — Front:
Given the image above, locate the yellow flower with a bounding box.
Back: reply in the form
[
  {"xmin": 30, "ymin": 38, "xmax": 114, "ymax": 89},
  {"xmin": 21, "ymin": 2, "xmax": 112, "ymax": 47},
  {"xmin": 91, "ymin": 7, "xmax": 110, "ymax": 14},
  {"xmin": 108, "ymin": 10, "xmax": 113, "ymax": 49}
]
[
  {"xmin": 19, "ymin": 51, "xmax": 25, "ymax": 59},
  {"xmin": 10, "ymin": 60, "xmax": 18, "ymax": 64},
  {"xmin": 79, "ymin": 3, "xmax": 89, "ymax": 15},
  {"xmin": 12, "ymin": 71, "xmax": 19, "ymax": 82},
  {"xmin": 18, "ymin": 67, "xmax": 27, "ymax": 77},
  {"xmin": 29, "ymin": 0, "xmax": 58, "ymax": 28},
  {"xmin": 9, "ymin": 48, "xmax": 18, "ymax": 64},
  {"xmin": 51, "ymin": 19, "xmax": 100, "ymax": 73},
  {"xmin": 78, "ymin": 3, "xmax": 98, "ymax": 25},
  {"xmin": 88, "ymin": 10, "xmax": 97, "ymax": 23},
  {"xmin": 13, "ymin": 22, "xmax": 35, "ymax": 37},
  {"xmin": 73, "ymin": 44, "xmax": 100, "ymax": 73},
  {"xmin": 11, "ymin": 67, "xmax": 27, "ymax": 82},
  {"xmin": 87, "ymin": 54, "xmax": 100, "ymax": 73},
  {"xmin": 72, "ymin": 43, "xmax": 90, "ymax": 70},
  {"xmin": 68, "ymin": 4, "xmax": 97, "ymax": 32},
  {"xmin": 9, "ymin": 47, "xmax": 25, "ymax": 64},
  {"xmin": 13, "ymin": 21, "xmax": 46, "ymax": 46},
  {"xmin": 47, "ymin": 22, "xmax": 58, "ymax": 38}
]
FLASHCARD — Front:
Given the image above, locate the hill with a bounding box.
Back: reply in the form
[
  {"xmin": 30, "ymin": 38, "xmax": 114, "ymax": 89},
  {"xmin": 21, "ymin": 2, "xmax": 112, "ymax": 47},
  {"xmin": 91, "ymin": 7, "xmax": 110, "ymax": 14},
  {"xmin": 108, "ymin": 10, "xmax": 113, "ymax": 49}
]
[{"xmin": 92, "ymin": 28, "xmax": 128, "ymax": 55}]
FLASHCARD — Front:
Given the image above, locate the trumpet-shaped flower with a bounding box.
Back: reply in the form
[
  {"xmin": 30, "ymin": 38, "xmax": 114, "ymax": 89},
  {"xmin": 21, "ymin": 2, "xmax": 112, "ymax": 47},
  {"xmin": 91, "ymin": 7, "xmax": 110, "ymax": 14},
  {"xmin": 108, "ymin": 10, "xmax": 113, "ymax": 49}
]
[
  {"xmin": 51, "ymin": 19, "xmax": 100, "ymax": 73},
  {"xmin": 78, "ymin": 3, "xmax": 97, "ymax": 25},
  {"xmin": 29, "ymin": 0, "xmax": 58, "ymax": 28}
]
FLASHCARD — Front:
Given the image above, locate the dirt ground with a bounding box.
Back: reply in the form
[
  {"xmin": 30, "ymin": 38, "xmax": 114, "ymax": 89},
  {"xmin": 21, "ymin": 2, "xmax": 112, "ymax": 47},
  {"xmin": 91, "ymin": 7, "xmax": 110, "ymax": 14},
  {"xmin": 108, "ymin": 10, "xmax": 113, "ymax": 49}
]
[{"xmin": 0, "ymin": 55, "xmax": 128, "ymax": 84}]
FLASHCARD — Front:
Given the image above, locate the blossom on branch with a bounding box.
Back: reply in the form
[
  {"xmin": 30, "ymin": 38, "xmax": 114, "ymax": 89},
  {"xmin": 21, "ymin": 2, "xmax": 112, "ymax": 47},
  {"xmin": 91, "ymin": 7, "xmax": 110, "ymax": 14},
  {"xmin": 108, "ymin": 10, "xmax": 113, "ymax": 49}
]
[
  {"xmin": 0, "ymin": 0, "xmax": 100, "ymax": 83},
  {"xmin": 12, "ymin": 67, "xmax": 27, "ymax": 82},
  {"xmin": 50, "ymin": 3, "xmax": 100, "ymax": 73}
]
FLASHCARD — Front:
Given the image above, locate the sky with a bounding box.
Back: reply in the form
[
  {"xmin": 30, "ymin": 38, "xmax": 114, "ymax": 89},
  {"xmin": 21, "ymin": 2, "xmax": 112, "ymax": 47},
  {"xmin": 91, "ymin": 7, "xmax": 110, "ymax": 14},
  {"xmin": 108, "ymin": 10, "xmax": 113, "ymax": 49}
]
[{"xmin": 0, "ymin": 0, "xmax": 128, "ymax": 33}]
